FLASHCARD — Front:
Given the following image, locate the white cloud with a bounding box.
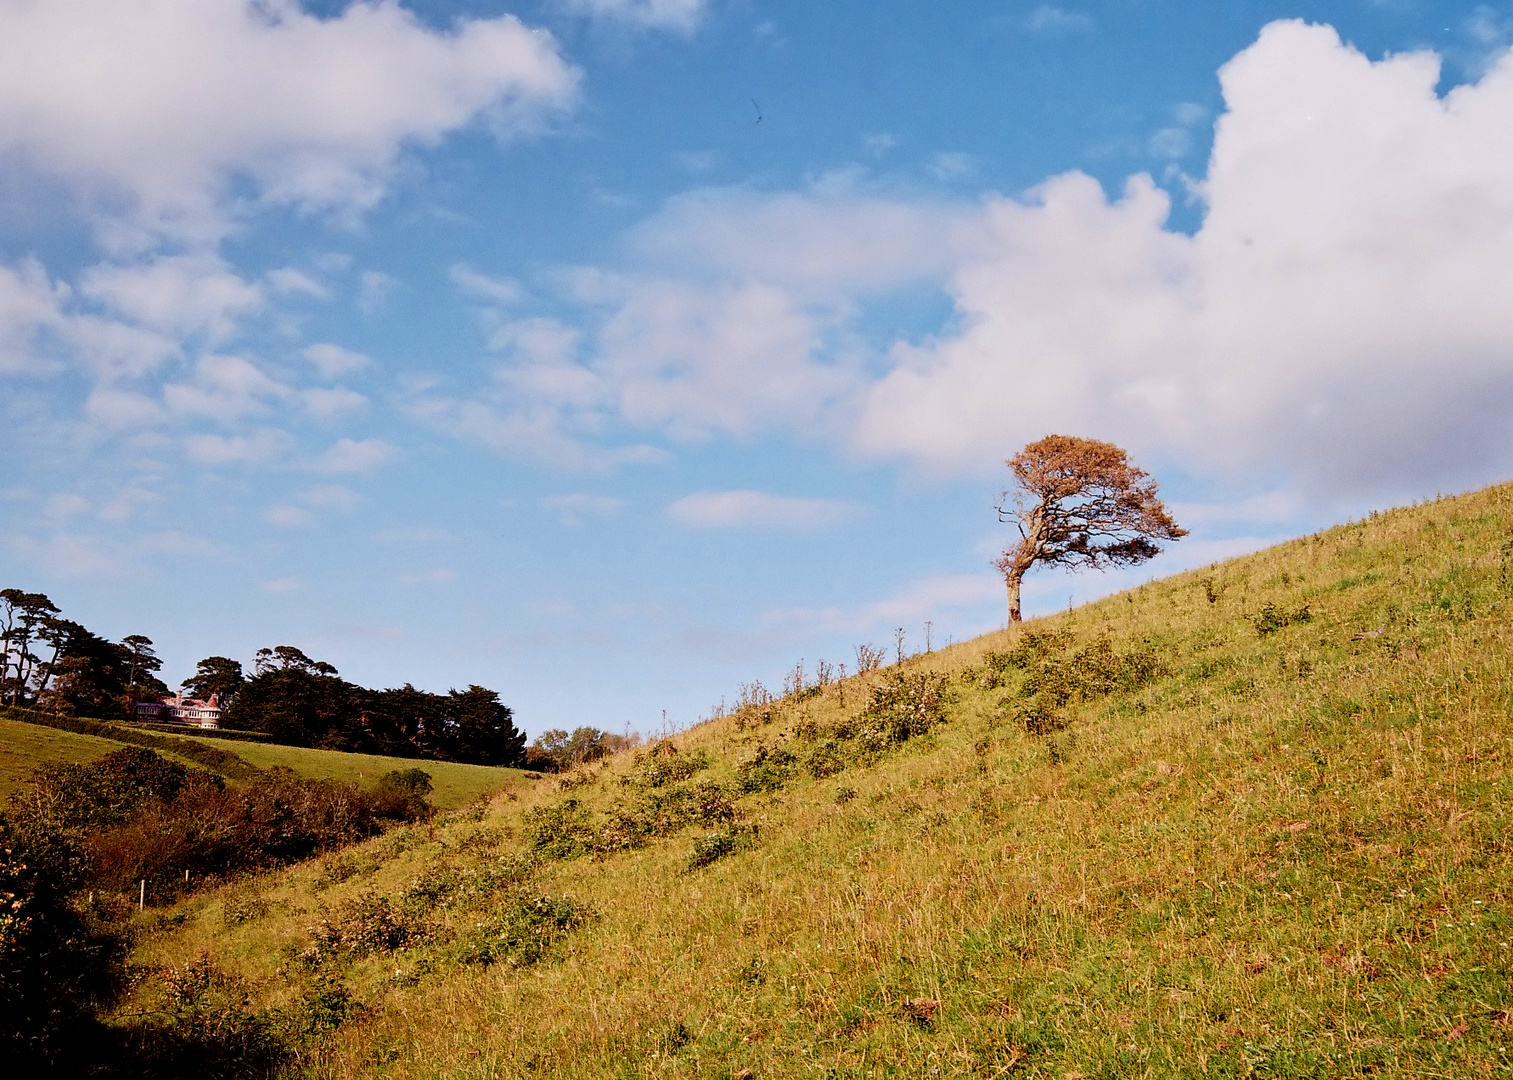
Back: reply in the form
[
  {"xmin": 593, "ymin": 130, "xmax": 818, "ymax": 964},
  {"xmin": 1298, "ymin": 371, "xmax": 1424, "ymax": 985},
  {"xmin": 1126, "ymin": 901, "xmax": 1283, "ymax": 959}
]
[
  {"xmin": 673, "ymin": 149, "xmax": 720, "ymax": 174},
  {"xmin": 419, "ymin": 19, "xmax": 1513, "ymax": 509},
  {"xmin": 297, "ymin": 484, "xmax": 363, "ymax": 511},
  {"xmin": 0, "ymin": 0, "xmax": 579, "ymax": 242},
  {"xmin": 266, "ymin": 266, "xmax": 327, "ymax": 298},
  {"xmin": 164, "ymin": 354, "xmax": 289, "ymax": 420},
  {"xmin": 668, "ymin": 490, "xmax": 855, "ymax": 530},
  {"xmin": 80, "ymin": 253, "xmax": 262, "ymax": 339},
  {"xmin": 42, "ymin": 492, "xmax": 91, "ymax": 523},
  {"xmin": 0, "ymin": 258, "xmax": 65, "ymax": 375},
  {"xmin": 357, "ymin": 270, "xmax": 395, "ymax": 316},
  {"xmin": 851, "ymin": 22, "xmax": 1513, "ymax": 498},
  {"xmin": 302, "ymin": 342, "xmax": 370, "ymax": 377},
  {"xmin": 564, "ymin": 0, "xmax": 705, "ymax": 33},
  {"xmin": 185, "ymin": 427, "xmax": 291, "ymax": 464},
  {"xmin": 770, "ymin": 573, "xmax": 1001, "ymax": 636},
  {"xmin": 450, "ymin": 263, "xmax": 525, "ymax": 305},
  {"xmin": 6, "ymin": 532, "xmax": 123, "ymax": 578},
  {"xmin": 315, "ymin": 436, "xmax": 398, "ymax": 473},
  {"xmin": 265, "ymin": 503, "xmax": 314, "ymax": 527},
  {"xmin": 85, "ymin": 387, "xmax": 167, "ymax": 429},
  {"xmin": 540, "ymin": 492, "xmax": 628, "ymax": 525},
  {"xmin": 302, "ymin": 386, "xmax": 368, "ymax": 418},
  {"xmin": 1026, "ymin": 6, "xmax": 1094, "ymax": 34},
  {"xmin": 927, "ymin": 152, "xmax": 977, "ymax": 181}
]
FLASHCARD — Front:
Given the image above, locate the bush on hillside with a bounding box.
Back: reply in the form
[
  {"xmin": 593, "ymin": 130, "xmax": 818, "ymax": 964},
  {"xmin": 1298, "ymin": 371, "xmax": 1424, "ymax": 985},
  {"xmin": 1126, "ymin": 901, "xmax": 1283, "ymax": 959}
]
[
  {"xmin": 370, "ymin": 768, "xmax": 433, "ymax": 820},
  {"xmin": 454, "ymin": 894, "xmax": 587, "ymax": 968},
  {"xmin": 686, "ymin": 824, "xmax": 758, "ymax": 871},
  {"xmin": 8, "ymin": 749, "xmax": 432, "ymax": 904},
  {"xmin": 994, "ymin": 633, "xmax": 1167, "ymax": 734},
  {"xmin": 735, "ymin": 745, "xmax": 798, "ymax": 793}
]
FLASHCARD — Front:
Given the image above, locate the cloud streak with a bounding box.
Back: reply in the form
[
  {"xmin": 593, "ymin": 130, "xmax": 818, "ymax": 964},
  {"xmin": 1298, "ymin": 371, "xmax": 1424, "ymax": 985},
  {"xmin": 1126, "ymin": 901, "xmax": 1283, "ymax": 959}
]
[{"xmin": 669, "ymin": 490, "xmax": 856, "ymax": 530}]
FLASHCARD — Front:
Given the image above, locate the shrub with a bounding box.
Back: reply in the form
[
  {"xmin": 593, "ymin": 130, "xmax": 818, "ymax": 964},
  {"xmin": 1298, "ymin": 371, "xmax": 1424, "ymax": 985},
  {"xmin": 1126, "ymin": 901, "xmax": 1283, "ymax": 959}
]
[
  {"xmin": 308, "ymin": 893, "xmax": 422, "ymax": 959},
  {"xmin": 627, "ymin": 744, "xmax": 709, "ymax": 788},
  {"xmin": 1001, "ymin": 635, "xmax": 1167, "ymax": 734},
  {"xmin": 370, "ymin": 769, "xmax": 432, "ymax": 821},
  {"xmin": 454, "ymin": 895, "xmax": 587, "ymax": 967},
  {"xmin": 805, "ymin": 739, "xmax": 849, "ymax": 779},
  {"xmin": 686, "ymin": 825, "xmax": 757, "ymax": 871},
  {"xmin": 856, "ymin": 670, "xmax": 952, "ymax": 751},
  {"xmin": 313, "ymin": 851, "xmax": 380, "ymax": 891},
  {"xmin": 117, "ymin": 956, "xmax": 290, "ymax": 1079},
  {"xmin": 525, "ymin": 799, "xmax": 597, "ymax": 861},
  {"xmin": 736, "ymin": 746, "xmax": 798, "ymax": 793},
  {"xmin": 1248, "ymin": 601, "xmax": 1313, "ymax": 636}
]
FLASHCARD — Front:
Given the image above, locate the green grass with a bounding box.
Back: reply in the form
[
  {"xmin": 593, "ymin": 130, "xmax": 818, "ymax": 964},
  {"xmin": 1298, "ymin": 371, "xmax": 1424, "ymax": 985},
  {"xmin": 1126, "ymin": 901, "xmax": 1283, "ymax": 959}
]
[
  {"xmin": 211, "ymin": 740, "xmax": 528, "ymax": 811},
  {"xmin": 2, "ymin": 710, "xmax": 525, "ymax": 810},
  {"xmin": 118, "ymin": 484, "xmax": 1513, "ymax": 1077},
  {"xmin": 0, "ymin": 716, "xmax": 136, "ymax": 798},
  {"xmin": 0, "ymin": 716, "xmax": 237, "ymax": 800}
]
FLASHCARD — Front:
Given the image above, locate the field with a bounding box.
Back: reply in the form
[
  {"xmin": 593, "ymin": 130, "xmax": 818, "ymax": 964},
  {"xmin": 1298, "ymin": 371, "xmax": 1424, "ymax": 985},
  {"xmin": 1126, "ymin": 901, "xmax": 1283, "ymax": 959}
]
[
  {"xmin": 0, "ymin": 714, "xmax": 526, "ymax": 810},
  {"xmin": 0, "ymin": 716, "xmax": 248, "ymax": 800},
  {"xmin": 206, "ymin": 739, "xmax": 531, "ymax": 810},
  {"xmin": 112, "ymin": 483, "xmax": 1513, "ymax": 1077},
  {"xmin": 0, "ymin": 716, "xmax": 139, "ymax": 798}
]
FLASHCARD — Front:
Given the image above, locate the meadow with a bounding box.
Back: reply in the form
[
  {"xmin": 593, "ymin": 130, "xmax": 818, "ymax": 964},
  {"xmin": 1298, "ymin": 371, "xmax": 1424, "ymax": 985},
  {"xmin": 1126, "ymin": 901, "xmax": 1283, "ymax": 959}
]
[
  {"xmin": 94, "ymin": 483, "xmax": 1513, "ymax": 1076},
  {"xmin": 0, "ymin": 713, "xmax": 526, "ymax": 810}
]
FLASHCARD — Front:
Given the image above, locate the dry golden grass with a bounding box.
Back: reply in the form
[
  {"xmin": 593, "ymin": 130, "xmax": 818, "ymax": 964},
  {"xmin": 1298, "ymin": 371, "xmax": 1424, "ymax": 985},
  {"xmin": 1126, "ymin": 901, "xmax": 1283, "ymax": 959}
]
[{"xmin": 120, "ymin": 484, "xmax": 1513, "ymax": 1078}]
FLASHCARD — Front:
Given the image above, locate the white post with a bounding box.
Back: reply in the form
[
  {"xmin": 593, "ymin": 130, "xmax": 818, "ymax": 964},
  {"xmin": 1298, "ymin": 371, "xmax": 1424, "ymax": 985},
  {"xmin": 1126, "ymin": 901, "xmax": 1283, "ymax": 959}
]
[{"xmin": 139, "ymin": 879, "xmax": 145, "ymax": 911}]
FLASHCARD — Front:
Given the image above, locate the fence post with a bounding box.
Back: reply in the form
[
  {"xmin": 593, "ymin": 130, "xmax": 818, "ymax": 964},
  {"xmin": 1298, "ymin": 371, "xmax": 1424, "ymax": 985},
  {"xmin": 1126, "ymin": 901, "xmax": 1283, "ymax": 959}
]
[{"xmin": 139, "ymin": 879, "xmax": 145, "ymax": 911}]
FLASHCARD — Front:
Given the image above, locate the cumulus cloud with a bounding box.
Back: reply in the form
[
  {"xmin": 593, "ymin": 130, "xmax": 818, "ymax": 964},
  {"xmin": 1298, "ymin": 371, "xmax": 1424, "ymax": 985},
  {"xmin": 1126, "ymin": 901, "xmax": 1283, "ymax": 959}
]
[
  {"xmin": 467, "ymin": 21, "xmax": 1513, "ymax": 506},
  {"xmin": 668, "ymin": 490, "xmax": 856, "ymax": 530},
  {"xmin": 857, "ymin": 21, "xmax": 1513, "ymax": 499},
  {"xmin": 79, "ymin": 251, "xmax": 261, "ymax": 338},
  {"xmin": 163, "ymin": 354, "xmax": 289, "ymax": 420},
  {"xmin": 0, "ymin": 0, "xmax": 580, "ymax": 242},
  {"xmin": 564, "ymin": 0, "xmax": 705, "ymax": 33}
]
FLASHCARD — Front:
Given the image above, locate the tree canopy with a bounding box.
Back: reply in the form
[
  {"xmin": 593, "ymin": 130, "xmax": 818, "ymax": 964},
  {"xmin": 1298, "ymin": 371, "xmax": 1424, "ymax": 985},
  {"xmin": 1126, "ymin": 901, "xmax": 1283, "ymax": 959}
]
[{"xmin": 995, "ymin": 435, "xmax": 1186, "ymax": 623}]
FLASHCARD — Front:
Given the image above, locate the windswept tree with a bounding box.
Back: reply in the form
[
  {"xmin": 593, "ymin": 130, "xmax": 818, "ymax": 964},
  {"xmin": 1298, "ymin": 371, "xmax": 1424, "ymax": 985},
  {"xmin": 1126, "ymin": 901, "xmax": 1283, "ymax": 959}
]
[
  {"xmin": 0, "ymin": 590, "xmax": 60, "ymax": 706},
  {"xmin": 120, "ymin": 635, "xmax": 162, "ymax": 698},
  {"xmin": 995, "ymin": 435, "xmax": 1186, "ymax": 624}
]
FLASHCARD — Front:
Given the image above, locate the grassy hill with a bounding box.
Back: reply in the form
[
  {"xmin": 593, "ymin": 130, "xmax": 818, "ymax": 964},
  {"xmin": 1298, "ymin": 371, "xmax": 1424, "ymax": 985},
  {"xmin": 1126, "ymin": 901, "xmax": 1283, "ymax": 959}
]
[
  {"xmin": 0, "ymin": 712, "xmax": 526, "ymax": 810},
  {"xmin": 0, "ymin": 716, "xmax": 158, "ymax": 796},
  {"xmin": 116, "ymin": 484, "xmax": 1513, "ymax": 1077}
]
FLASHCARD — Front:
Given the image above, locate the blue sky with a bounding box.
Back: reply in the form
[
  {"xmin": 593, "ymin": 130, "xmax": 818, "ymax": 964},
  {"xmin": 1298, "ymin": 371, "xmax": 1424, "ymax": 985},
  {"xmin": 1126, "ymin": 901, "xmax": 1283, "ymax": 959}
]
[{"xmin": 4, "ymin": 0, "xmax": 1513, "ymax": 735}]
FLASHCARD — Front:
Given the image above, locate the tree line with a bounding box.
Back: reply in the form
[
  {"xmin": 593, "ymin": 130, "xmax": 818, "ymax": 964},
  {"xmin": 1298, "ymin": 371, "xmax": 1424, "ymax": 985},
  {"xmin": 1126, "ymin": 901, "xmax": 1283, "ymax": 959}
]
[{"xmin": 1, "ymin": 590, "xmax": 525, "ymax": 767}]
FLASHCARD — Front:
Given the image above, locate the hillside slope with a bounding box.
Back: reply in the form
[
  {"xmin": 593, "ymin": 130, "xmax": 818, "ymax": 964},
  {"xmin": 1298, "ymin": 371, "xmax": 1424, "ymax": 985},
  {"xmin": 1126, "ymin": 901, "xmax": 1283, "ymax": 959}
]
[
  {"xmin": 0, "ymin": 710, "xmax": 524, "ymax": 810},
  {"xmin": 125, "ymin": 484, "xmax": 1513, "ymax": 1078}
]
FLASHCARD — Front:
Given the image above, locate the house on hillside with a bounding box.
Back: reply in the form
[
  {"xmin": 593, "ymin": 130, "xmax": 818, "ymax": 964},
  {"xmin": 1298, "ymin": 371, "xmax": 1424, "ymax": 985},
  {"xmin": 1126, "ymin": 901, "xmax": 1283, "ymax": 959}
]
[{"xmin": 136, "ymin": 692, "xmax": 221, "ymax": 728}]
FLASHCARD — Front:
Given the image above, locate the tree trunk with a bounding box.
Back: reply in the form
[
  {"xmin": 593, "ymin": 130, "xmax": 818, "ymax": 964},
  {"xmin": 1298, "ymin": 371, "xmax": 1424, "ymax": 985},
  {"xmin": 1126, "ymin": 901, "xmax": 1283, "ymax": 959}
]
[{"xmin": 1005, "ymin": 568, "xmax": 1023, "ymax": 625}]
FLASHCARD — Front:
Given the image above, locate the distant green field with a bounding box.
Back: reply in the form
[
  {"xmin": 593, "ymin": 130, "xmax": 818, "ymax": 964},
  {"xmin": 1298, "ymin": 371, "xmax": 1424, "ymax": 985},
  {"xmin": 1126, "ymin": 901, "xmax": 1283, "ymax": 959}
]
[
  {"xmin": 0, "ymin": 717, "xmax": 215, "ymax": 801},
  {"xmin": 1, "ymin": 714, "xmax": 526, "ymax": 810},
  {"xmin": 159, "ymin": 735, "xmax": 527, "ymax": 810}
]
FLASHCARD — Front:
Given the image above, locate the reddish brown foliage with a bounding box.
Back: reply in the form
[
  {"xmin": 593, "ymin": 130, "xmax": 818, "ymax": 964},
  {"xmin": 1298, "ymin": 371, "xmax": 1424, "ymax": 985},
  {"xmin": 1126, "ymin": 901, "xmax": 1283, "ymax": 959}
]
[{"xmin": 995, "ymin": 435, "xmax": 1186, "ymax": 622}]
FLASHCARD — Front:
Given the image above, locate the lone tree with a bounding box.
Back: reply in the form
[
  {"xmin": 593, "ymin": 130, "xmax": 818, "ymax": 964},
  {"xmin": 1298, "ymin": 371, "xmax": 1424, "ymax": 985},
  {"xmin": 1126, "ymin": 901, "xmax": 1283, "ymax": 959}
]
[{"xmin": 995, "ymin": 435, "xmax": 1186, "ymax": 624}]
